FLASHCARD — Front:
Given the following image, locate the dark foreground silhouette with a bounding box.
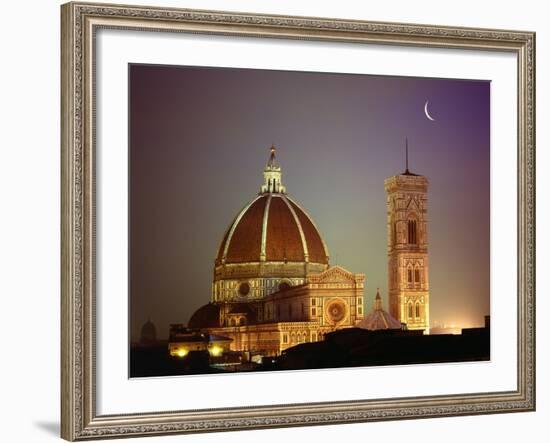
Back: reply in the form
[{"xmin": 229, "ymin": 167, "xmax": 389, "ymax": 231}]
[{"xmin": 130, "ymin": 326, "xmax": 489, "ymax": 378}]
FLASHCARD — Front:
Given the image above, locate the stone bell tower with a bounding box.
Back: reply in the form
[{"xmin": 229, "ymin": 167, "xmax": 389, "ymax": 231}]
[{"xmin": 384, "ymin": 139, "xmax": 430, "ymax": 332}]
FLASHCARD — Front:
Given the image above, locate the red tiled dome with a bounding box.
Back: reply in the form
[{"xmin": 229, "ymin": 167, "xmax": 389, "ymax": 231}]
[{"xmin": 216, "ymin": 194, "xmax": 328, "ymax": 266}]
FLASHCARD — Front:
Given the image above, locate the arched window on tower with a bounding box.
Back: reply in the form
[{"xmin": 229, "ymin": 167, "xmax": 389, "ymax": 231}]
[
  {"xmin": 407, "ymin": 267, "xmax": 413, "ymax": 284},
  {"xmin": 408, "ymin": 302, "xmax": 413, "ymax": 319},
  {"xmin": 408, "ymin": 219, "xmax": 418, "ymax": 245},
  {"xmin": 415, "ymin": 302, "xmax": 421, "ymax": 319},
  {"xmin": 414, "ymin": 267, "xmax": 420, "ymax": 283}
]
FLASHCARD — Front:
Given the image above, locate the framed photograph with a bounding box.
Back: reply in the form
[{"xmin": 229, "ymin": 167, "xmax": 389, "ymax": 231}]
[{"xmin": 61, "ymin": 1, "xmax": 535, "ymax": 440}]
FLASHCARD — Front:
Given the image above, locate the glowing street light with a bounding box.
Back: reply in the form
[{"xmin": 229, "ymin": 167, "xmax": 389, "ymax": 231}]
[
  {"xmin": 176, "ymin": 349, "xmax": 188, "ymax": 358},
  {"xmin": 209, "ymin": 345, "xmax": 223, "ymax": 357}
]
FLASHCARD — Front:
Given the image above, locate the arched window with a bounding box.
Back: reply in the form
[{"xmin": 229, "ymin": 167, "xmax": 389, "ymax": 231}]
[
  {"xmin": 414, "ymin": 267, "xmax": 420, "ymax": 283},
  {"xmin": 407, "ymin": 268, "xmax": 413, "ymax": 283},
  {"xmin": 392, "ymin": 221, "xmax": 397, "ymax": 246},
  {"xmin": 415, "ymin": 303, "xmax": 421, "ymax": 318},
  {"xmin": 408, "ymin": 219, "xmax": 418, "ymax": 245},
  {"xmin": 408, "ymin": 302, "xmax": 413, "ymax": 319},
  {"xmin": 291, "ymin": 332, "xmax": 296, "ymax": 343}
]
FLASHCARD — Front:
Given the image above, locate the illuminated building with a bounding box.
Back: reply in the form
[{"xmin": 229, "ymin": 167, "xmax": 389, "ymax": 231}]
[
  {"xmin": 187, "ymin": 146, "xmax": 366, "ymax": 355},
  {"xmin": 384, "ymin": 140, "xmax": 430, "ymax": 332},
  {"xmin": 168, "ymin": 324, "xmax": 232, "ymax": 358}
]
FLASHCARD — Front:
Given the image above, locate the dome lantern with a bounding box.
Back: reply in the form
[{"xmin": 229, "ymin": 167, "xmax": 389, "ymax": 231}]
[{"xmin": 260, "ymin": 145, "xmax": 286, "ymax": 194}]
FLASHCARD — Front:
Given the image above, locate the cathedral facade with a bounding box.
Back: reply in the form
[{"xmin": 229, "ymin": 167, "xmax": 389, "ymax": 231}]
[{"xmin": 185, "ymin": 144, "xmax": 429, "ymax": 357}]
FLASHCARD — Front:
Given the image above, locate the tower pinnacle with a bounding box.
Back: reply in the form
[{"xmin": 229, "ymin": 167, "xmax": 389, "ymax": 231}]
[
  {"xmin": 405, "ymin": 137, "xmax": 409, "ymax": 174},
  {"xmin": 260, "ymin": 144, "xmax": 286, "ymax": 194},
  {"xmin": 402, "ymin": 137, "xmax": 419, "ymax": 176}
]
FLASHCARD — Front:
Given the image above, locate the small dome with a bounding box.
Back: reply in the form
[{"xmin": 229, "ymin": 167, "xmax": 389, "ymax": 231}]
[
  {"xmin": 188, "ymin": 303, "xmax": 221, "ymax": 329},
  {"xmin": 358, "ymin": 310, "xmax": 402, "ymax": 330},
  {"xmin": 140, "ymin": 319, "xmax": 157, "ymax": 344},
  {"xmin": 358, "ymin": 291, "xmax": 402, "ymax": 331}
]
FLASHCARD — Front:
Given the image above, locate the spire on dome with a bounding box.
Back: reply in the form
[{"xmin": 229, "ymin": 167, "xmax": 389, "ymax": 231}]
[
  {"xmin": 260, "ymin": 144, "xmax": 286, "ymax": 194},
  {"xmin": 374, "ymin": 288, "xmax": 382, "ymax": 310},
  {"xmin": 267, "ymin": 144, "xmax": 277, "ymax": 167}
]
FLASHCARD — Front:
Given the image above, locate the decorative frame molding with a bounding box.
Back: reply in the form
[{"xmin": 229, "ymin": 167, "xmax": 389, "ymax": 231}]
[{"xmin": 61, "ymin": 2, "xmax": 535, "ymax": 440}]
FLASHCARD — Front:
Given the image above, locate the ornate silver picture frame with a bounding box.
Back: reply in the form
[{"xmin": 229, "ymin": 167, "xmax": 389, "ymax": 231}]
[{"xmin": 61, "ymin": 1, "xmax": 535, "ymax": 440}]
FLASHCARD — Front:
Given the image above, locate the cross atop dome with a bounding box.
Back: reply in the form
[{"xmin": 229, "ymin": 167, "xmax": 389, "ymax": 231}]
[
  {"xmin": 267, "ymin": 144, "xmax": 277, "ymax": 167},
  {"xmin": 260, "ymin": 144, "xmax": 286, "ymax": 194}
]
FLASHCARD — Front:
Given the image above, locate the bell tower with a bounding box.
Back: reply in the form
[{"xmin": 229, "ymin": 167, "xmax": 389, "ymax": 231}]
[{"xmin": 384, "ymin": 139, "xmax": 430, "ymax": 332}]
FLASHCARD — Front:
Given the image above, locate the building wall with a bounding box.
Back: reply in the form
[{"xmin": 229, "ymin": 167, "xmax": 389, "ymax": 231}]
[
  {"xmin": 209, "ymin": 321, "xmax": 344, "ymax": 356},
  {"xmin": 208, "ymin": 266, "xmax": 366, "ymax": 355}
]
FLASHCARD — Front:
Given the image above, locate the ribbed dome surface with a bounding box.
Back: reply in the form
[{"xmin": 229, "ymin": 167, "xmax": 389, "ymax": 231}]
[
  {"xmin": 216, "ymin": 194, "xmax": 328, "ymax": 266},
  {"xmin": 358, "ymin": 308, "xmax": 402, "ymax": 331}
]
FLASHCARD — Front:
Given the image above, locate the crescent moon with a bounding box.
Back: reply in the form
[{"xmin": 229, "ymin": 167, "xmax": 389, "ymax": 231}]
[{"xmin": 424, "ymin": 100, "xmax": 436, "ymax": 121}]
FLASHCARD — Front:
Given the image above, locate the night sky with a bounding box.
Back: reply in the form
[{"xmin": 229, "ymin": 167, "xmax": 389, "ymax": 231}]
[{"xmin": 129, "ymin": 64, "xmax": 490, "ymax": 341}]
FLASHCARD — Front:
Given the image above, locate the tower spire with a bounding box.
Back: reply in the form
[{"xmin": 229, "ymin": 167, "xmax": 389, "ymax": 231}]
[
  {"xmin": 405, "ymin": 137, "xmax": 410, "ymax": 174},
  {"xmin": 260, "ymin": 144, "xmax": 286, "ymax": 194}
]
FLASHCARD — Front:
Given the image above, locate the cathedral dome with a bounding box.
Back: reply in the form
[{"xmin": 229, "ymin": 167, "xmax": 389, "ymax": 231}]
[
  {"xmin": 216, "ymin": 193, "xmax": 328, "ymax": 266},
  {"xmin": 216, "ymin": 145, "xmax": 328, "ymax": 267}
]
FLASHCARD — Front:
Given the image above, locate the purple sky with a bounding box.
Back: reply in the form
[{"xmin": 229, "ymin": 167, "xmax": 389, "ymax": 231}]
[{"xmin": 130, "ymin": 64, "xmax": 490, "ymax": 340}]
